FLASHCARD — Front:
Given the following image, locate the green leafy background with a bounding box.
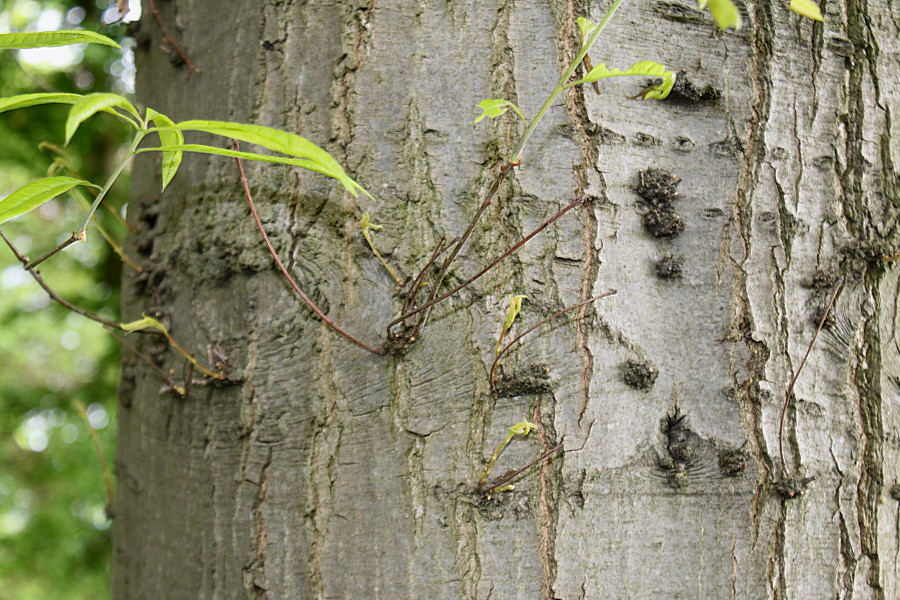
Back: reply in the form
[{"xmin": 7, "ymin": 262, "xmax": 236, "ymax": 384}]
[{"xmin": 0, "ymin": 1, "xmax": 137, "ymax": 598}]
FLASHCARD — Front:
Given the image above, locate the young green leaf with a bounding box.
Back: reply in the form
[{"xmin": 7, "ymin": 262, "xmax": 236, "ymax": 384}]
[
  {"xmin": 65, "ymin": 93, "xmax": 141, "ymax": 143},
  {"xmin": 576, "ymin": 17, "xmax": 597, "ymax": 45},
  {"xmin": 0, "ymin": 176, "xmax": 99, "ymax": 224},
  {"xmin": 168, "ymin": 120, "xmax": 365, "ymax": 196},
  {"xmin": 789, "ymin": 0, "xmax": 824, "ymax": 21},
  {"xmin": 145, "ymin": 108, "xmax": 183, "ymax": 192},
  {"xmin": 119, "ymin": 314, "xmax": 169, "ymax": 335},
  {"xmin": 0, "ymin": 30, "xmax": 120, "ymax": 50},
  {"xmin": 0, "ymin": 93, "xmax": 83, "ymax": 115},
  {"xmin": 496, "ymin": 294, "xmax": 527, "ymax": 356},
  {"xmin": 473, "ymin": 99, "xmax": 526, "ymax": 125},
  {"xmin": 569, "ymin": 60, "xmax": 675, "ymax": 100},
  {"xmin": 699, "ymin": 0, "xmax": 742, "ymax": 30}
]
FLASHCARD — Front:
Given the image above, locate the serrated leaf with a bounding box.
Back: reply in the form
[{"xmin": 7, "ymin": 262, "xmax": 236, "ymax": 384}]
[
  {"xmin": 0, "ymin": 30, "xmax": 120, "ymax": 50},
  {"xmin": 169, "ymin": 120, "xmax": 364, "ymax": 197},
  {"xmin": 789, "ymin": 0, "xmax": 824, "ymax": 21},
  {"xmin": 65, "ymin": 93, "xmax": 140, "ymax": 143},
  {"xmin": 145, "ymin": 108, "xmax": 183, "ymax": 192},
  {"xmin": 570, "ymin": 60, "xmax": 676, "ymax": 99},
  {"xmin": 0, "ymin": 93, "xmax": 83, "ymax": 115},
  {"xmin": 0, "ymin": 176, "xmax": 98, "ymax": 224},
  {"xmin": 704, "ymin": 0, "xmax": 742, "ymax": 30},
  {"xmin": 474, "ymin": 99, "xmax": 525, "ymax": 125}
]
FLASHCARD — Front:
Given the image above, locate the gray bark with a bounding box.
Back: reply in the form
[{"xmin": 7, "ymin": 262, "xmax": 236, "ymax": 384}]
[{"xmin": 115, "ymin": 0, "xmax": 899, "ymax": 598}]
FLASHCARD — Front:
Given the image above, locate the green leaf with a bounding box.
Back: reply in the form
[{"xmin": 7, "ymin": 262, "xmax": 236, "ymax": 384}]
[
  {"xmin": 570, "ymin": 60, "xmax": 676, "ymax": 100},
  {"xmin": 145, "ymin": 108, "xmax": 183, "ymax": 192},
  {"xmin": 701, "ymin": 0, "xmax": 742, "ymax": 30},
  {"xmin": 0, "ymin": 30, "xmax": 120, "ymax": 50},
  {"xmin": 789, "ymin": 0, "xmax": 824, "ymax": 21},
  {"xmin": 169, "ymin": 120, "xmax": 364, "ymax": 196},
  {"xmin": 0, "ymin": 93, "xmax": 84, "ymax": 115},
  {"xmin": 65, "ymin": 93, "xmax": 141, "ymax": 143},
  {"xmin": 0, "ymin": 176, "xmax": 99, "ymax": 224},
  {"xmin": 137, "ymin": 143, "xmax": 360, "ymax": 185},
  {"xmin": 473, "ymin": 99, "xmax": 526, "ymax": 125}
]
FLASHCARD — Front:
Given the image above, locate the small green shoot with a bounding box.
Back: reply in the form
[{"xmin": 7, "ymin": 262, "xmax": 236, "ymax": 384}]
[
  {"xmin": 361, "ymin": 212, "xmax": 403, "ymax": 285},
  {"xmin": 473, "ymin": 99, "xmax": 526, "ymax": 125},
  {"xmin": 478, "ymin": 420, "xmax": 537, "ymax": 492},
  {"xmin": 120, "ymin": 313, "xmax": 226, "ymax": 380},
  {"xmin": 496, "ymin": 295, "xmax": 527, "ymax": 357}
]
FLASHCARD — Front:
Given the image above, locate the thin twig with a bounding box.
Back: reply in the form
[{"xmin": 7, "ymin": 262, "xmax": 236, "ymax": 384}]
[
  {"xmin": 388, "ymin": 195, "xmax": 586, "ymax": 338},
  {"xmin": 411, "ymin": 164, "xmax": 511, "ymax": 335},
  {"xmin": 490, "ymin": 291, "xmax": 617, "ymax": 388},
  {"xmin": 149, "ymin": 0, "xmax": 201, "ymax": 76},
  {"xmin": 107, "ymin": 328, "xmax": 185, "ymax": 396},
  {"xmin": 24, "ymin": 232, "xmax": 82, "ymax": 270},
  {"xmin": 402, "ymin": 236, "xmax": 456, "ymax": 321},
  {"xmin": 232, "ymin": 141, "xmax": 384, "ymax": 355},
  {"xmin": 73, "ymin": 400, "xmax": 114, "ymax": 508},
  {"xmin": 778, "ymin": 276, "xmax": 844, "ymax": 474},
  {"xmin": 0, "ymin": 228, "xmax": 123, "ymax": 330}
]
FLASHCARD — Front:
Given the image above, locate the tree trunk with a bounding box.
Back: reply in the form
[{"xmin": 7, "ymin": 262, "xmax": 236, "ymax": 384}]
[{"xmin": 114, "ymin": 0, "xmax": 899, "ymax": 598}]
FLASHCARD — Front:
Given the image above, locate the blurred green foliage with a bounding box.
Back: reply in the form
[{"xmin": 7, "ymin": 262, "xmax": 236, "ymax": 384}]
[{"xmin": 0, "ymin": 1, "xmax": 139, "ymax": 598}]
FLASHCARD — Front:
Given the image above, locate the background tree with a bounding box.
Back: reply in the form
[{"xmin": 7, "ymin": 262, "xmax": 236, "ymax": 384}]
[
  {"xmin": 0, "ymin": 2, "xmax": 136, "ymax": 598},
  {"xmin": 114, "ymin": 0, "xmax": 898, "ymax": 599}
]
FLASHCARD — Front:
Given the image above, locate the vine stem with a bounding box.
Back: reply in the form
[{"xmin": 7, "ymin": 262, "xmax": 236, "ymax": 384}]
[
  {"xmin": 778, "ymin": 276, "xmax": 844, "ymax": 475},
  {"xmin": 490, "ymin": 290, "xmax": 617, "ymax": 388},
  {"xmin": 77, "ymin": 132, "xmax": 145, "ymax": 234},
  {"xmin": 148, "ymin": 0, "xmax": 201, "ymax": 76},
  {"xmin": 411, "ymin": 0, "xmax": 625, "ymax": 338},
  {"xmin": 0, "ymin": 228, "xmax": 123, "ymax": 330},
  {"xmin": 232, "ymin": 141, "xmax": 384, "ymax": 355},
  {"xmin": 388, "ymin": 195, "xmax": 587, "ymax": 337}
]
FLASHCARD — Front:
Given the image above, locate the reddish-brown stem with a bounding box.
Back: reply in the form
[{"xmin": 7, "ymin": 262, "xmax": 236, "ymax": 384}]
[
  {"xmin": 0, "ymin": 228, "xmax": 123, "ymax": 330},
  {"xmin": 388, "ymin": 195, "xmax": 586, "ymax": 337},
  {"xmin": 490, "ymin": 290, "xmax": 617, "ymax": 388},
  {"xmin": 479, "ymin": 443, "xmax": 563, "ymax": 496},
  {"xmin": 778, "ymin": 276, "xmax": 844, "ymax": 474},
  {"xmin": 401, "ymin": 236, "xmax": 456, "ymax": 324},
  {"xmin": 24, "ymin": 231, "xmax": 82, "ymax": 271},
  {"xmin": 232, "ymin": 142, "xmax": 384, "ymax": 355},
  {"xmin": 107, "ymin": 328, "xmax": 184, "ymax": 396},
  {"xmin": 149, "ymin": 0, "xmax": 201, "ymax": 76},
  {"xmin": 411, "ymin": 164, "xmax": 511, "ymax": 334}
]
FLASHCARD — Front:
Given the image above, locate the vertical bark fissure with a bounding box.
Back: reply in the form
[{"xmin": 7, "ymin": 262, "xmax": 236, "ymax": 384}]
[
  {"xmin": 555, "ymin": 0, "xmax": 603, "ymax": 425},
  {"xmin": 533, "ymin": 397, "xmax": 561, "ymax": 600},
  {"xmin": 243, "ymin": 445, "xmax": 274, "ymax": 599},
  {"xmin": 305, "ymin": 331, "xmax": 343, "ymax": 600},
  {"xmin": 843, "ymin": 0, "xmax": 889, "ymax": 593},
  {"xmin": 733, "ymin": 0, "xmax": 776, "ymax": 544}
]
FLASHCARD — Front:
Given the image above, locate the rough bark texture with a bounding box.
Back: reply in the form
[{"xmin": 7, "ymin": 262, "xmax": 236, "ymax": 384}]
[{"xmin": 115, "ymin": 0, "xmax": 898, "ymax": 598}]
